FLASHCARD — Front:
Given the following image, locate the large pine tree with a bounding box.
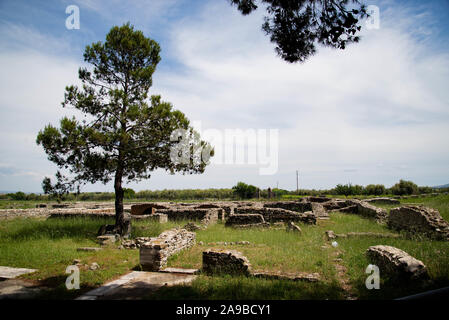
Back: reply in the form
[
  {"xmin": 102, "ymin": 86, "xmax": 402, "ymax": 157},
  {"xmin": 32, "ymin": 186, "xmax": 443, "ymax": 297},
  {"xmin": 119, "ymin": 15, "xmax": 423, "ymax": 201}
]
[{"xmin": 37, "ymin": 23, "xmax": 212, "ymax": 235}]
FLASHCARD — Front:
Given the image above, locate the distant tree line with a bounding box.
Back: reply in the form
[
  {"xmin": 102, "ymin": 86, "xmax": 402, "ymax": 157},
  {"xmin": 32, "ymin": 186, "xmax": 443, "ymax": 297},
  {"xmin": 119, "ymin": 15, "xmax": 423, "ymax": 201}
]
[
  {"xmin": 231, "ymin": 179, "xmax": 446, "ymax": 199},
  {"xmin": 329, "ymin": 180, "xmax": 438, "ymax": 197},
  {"xmin": 0, "ymin": 188, "xmax": 236, "ymax": 202},
  {"xmin": 0, "ymin": 179, "xmax": 447, "ymax": 202}
]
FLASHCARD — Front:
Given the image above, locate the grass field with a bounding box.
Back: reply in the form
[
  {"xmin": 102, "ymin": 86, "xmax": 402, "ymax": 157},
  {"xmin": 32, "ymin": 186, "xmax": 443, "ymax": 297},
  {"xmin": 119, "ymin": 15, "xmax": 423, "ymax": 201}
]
[{"xmin": 0, "ymin": 194, "xmax": 448, "ymax": 299}]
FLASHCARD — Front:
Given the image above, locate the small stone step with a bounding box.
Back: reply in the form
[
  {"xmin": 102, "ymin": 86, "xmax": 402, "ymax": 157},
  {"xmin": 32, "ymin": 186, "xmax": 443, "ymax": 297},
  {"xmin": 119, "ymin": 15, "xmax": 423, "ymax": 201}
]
[
  {"xmin": 252, "ymin": 271, "xmax": 320, "ymax": 282},
  {"xmin": 0, "ymin": 266, "xmax": 37, "ymax": 279},
  {"xmin": 160, "ymin": 268, "xmax": 199, "ymax": 275}
]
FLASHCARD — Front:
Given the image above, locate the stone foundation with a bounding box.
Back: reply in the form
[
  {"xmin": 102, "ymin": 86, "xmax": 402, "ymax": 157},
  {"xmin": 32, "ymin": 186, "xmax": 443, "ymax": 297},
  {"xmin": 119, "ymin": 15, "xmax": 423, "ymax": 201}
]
[
  {"xmin": 202, "ymin": 249, "xmax": 252, "ymax": 276},
  {"xmin": 225, "ymin": 214, "xmax": 266, "ymax": 227},
  {"xmin": 301, "ymin": 196, "xmax": 330, "ymax": 203},
  {"xmin": 235, "ymin": 207, "xmax": 316, "ymax": 224},
  {"xmin": 157, "ymin": 208, "xmax": 219, "ymax": 226},
  {"xmin": 130, "ymin": 213, "xmax": 168, "ymax": 223},
  {"xmin": 263, "ymin": 201, "xmax": 312, "ymax": 212},
  {"xmin": 388, "ymin": 206, "xmax": 449, "ymax": 240},
  {"xmin": 366, "ymin": 245, "xmax": 429, "ymax": 281},
  {"xmin": 131, "ymin": 203, "xmax": 170, "ymax": 215},
  {"xmin": 202, "ymin": 250, "xmax": 320, "ymax": 282},
  {"xmin": 311, "ymin": 202, "xmax": 329, "ymax": 219},
  {"xmin": 364, "ymin": 198, "xmax": 400, "ymax": 205},
  {"xmin": 140, "ymin": 228, "xmax": 196, "ymax": 271},
  {"xmin": 194, "ymin": 203, "xmax": 233, "ymax": 220},
  {"xmin": 356, "ymin": 201, "xmax": 388, "ymax": 223},
  {"xmin": 322, "ymin": 199, "xmax": 359, "ymax": 211},
  {"xmin": 335, "ymin": 205, "xmax": 358, "ymax": 214},
  {"xmin": 48, "ymin": 212, "xmax": 115, "ymax": 219}
]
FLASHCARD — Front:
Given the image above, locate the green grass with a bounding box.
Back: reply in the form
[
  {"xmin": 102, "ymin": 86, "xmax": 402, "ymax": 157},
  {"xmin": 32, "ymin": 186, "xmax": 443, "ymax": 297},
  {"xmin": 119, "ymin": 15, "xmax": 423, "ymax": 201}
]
[
  {"xmin": 144, "ymin": 274, "xmax": 344, "ymax": 300},
  {"xmin": 167, "ymin": 222, "xmax": 337, "ymax": 276},
  {"xmin": 0, "ymin": 194, "xmax": 448, "ymax": 299},
  {"xmin": 0, "ymin": 217, "xmax": 189, "ymax": 299},
  {"xmin": 0, "ymin": 200, "xmax": 45, "ymax": 209},
  {"xmin": 338, "ymin": 238, "xmax": 449, "ymax": 299}
]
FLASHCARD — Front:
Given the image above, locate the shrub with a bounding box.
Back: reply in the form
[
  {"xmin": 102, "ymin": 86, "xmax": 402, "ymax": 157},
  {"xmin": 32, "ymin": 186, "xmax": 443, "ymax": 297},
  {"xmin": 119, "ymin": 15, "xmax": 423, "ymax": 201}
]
[
  {"xmin": 364, "ymin": 184, "xmax": 386, "ymax": 196},
  {"xmin": 232, "ymin": 182, "xmax": 258, "ymax": 199},
  {"xmin": 418, "ymin": 186, "xmax": 434, "ymax": 194},
  {"xmin": 8, "ymin": 191, "xmax": 27, "ymax": 200},
  {"xmin": 389, "ymin": 180, "xmax": 418, "ymax": 195},
  {"xmin": 332, "ymin": 184, "xmax": 364, "ymax": 196}
]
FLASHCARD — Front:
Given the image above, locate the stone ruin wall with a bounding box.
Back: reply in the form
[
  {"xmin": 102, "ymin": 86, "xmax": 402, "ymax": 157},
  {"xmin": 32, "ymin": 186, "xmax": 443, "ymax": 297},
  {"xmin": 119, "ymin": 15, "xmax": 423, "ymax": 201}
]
[
  {"xmin": 388, "ymin": 205, "xmax": 449, "ymax": 241},
  {"xmin": 366, "ymin": 245, "xmax": 429, "ymax": 281},
  {"xmin": 202, "ymin": 249, "xmax": 252, "ymax": 276},
  {"xmin": 130, "ymin": 203, "xmax": 171, "ymax": 215},
  {"xmin": 224, "ymin": 214, "xmax": 268, "ymax": 228},
  {"xmin": 156, "ymin": 208, "xmax": 220, "ymax": 226},
  {"xmin": 140, "ymin": 228, "xmax": 196, "ymax": 271},
  {"xmin": 8, "ymin": 197, "xmax": 449, "ymax": 241},
  {"xmin": 262, "ymin": 201, "xmax": 312, "ymax": 212},
  {"xmin": 234, "ymin": 207, "xmax": 317, "ymax": 224},
  {"xmin": 356, "ymin": 201, "xmax": 388, "ymax": 223}
]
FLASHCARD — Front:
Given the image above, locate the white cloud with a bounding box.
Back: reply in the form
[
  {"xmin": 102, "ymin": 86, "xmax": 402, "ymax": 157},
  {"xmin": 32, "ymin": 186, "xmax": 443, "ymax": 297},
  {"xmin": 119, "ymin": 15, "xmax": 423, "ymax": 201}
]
[
  {"xmin": 0, "ymin": 27, "xmax": 82, "ymax": 191},
  {"xmin": 1, "ymin": 0, "xmax": 448, "ymax": 192},
  {"xmin": 150, "ymin": 0, "xmax": 449, "ymax": 189}
]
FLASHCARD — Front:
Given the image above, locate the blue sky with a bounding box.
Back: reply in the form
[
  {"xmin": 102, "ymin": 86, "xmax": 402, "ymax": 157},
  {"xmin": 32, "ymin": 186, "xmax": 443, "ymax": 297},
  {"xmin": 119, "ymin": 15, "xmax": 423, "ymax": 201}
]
[{"xmin": 0, "ymin": 0, "xmax": 449, "ymax": 192}]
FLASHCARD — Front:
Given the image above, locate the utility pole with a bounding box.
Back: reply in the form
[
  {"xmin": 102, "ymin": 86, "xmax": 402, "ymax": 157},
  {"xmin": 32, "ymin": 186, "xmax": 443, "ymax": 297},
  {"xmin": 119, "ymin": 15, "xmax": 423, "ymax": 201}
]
[{"xmin": 296, "ymin": 170, "xmax": 299, "ymax": 194}]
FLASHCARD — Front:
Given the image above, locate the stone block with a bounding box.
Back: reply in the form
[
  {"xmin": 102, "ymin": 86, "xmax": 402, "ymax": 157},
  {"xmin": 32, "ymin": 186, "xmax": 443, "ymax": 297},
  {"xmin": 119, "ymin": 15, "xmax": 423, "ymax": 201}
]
[
  {"xmin": 364, "ymin": 198, "xmax": 400, "ymax": 205},
  {"xmin": 140, "ymin": 228, "xmax": 196, "ymax": 271},
  {"xmin": 131, "ymin": 213, "xmax": 168, "ymax": 223},
  {"xmin": 225, "ymin": 214, "xmax": 265, "ymax": 227},
  {"xmin": 311, "ymin": 202, "xmax": 329, "ymax": 218},
  {"xmin": 366, "ymin": 245, "xmax": 429, "ymax": 281},
  {"xmin": 130, "ymin": 203, "xmax": 170, "ymax": 215},
  {"xmin": 202, "ymin": 249, "xmax": 251, "ymax": 276},
  {"xmin": 388, "ymin": 205, "xmax": 449, "ymax": 240},
  {"xmin": 235, "ymin": 207, "xmax": 316, "ymax": 224},
  {"xmin": 357, "ymin": 201, "xmax": 388, "ymax": 223}
]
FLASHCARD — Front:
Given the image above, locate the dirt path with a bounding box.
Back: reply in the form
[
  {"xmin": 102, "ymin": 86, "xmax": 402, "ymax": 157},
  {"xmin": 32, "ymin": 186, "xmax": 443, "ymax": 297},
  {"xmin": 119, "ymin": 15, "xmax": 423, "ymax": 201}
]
[
  {"xmin": 76, "ymin": 270, "xmax": 197, "ymax": 300},
  {"xmin": 332, "ymin": 249, "xmax": 357, "ymax": 300}
]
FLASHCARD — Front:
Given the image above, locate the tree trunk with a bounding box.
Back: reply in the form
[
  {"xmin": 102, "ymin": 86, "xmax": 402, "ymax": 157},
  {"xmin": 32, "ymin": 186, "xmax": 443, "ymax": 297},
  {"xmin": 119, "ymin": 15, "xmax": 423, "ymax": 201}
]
[
  {"xmin": 114, "ymin": 167, "xmax": 124, "ymax": 224},
  {"xmin": 113, "ymin": 165, "xmax": 130, "ymax": 237}
]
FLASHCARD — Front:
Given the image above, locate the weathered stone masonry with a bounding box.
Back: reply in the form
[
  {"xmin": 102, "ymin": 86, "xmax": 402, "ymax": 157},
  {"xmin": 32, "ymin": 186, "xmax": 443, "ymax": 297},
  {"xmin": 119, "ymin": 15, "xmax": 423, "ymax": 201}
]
[
  {"xmin": 388, "ymin": 205, "xmax": 449, "ymax": 241},
  {"xmin": 157, "ymin": 208, "xmax": 219, "ymax": 226},
  {"xmin": 224, "ymin": 214, "xmax": 269, "ymax": 228},
  {"xmin": 140, "ymin": 228, "xmax": 196, "ymax": 271},
  {"xmin": 235, "ymin": 207, "xmax": 316, "ymax": 224},
  {"xmin": 366, "ymin": 245, "xmax": 429, "ymax": 281},
  {"xmin": 202, "ymin": 249, "xmax": 252, "ymax": 276}
]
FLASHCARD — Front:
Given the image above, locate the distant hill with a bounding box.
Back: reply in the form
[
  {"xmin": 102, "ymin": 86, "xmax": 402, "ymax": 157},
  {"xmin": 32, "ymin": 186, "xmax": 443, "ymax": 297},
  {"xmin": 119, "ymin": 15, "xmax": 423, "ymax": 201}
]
[{"xmin": 433, "ymin": 184, "xmax": 449, "ymax": 189}]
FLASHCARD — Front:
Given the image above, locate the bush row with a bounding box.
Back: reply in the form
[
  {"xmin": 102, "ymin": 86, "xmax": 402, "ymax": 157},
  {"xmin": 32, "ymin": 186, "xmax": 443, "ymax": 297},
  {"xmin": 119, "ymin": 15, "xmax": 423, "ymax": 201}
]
[{"xmin": 1, "ymin": 180, "xmax": 447, "ymax": 202}]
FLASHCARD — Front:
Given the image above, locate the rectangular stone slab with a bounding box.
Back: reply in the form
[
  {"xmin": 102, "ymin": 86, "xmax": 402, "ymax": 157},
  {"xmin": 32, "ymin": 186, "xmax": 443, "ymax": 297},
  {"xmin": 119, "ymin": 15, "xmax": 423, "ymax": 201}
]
[
  {"xmin": 160, "ymin": 268, "xmax": 199, "ymax": 275},
  {"xmin": 0, "ymin": 266, "xmax": 37, "ymax": 279}
]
